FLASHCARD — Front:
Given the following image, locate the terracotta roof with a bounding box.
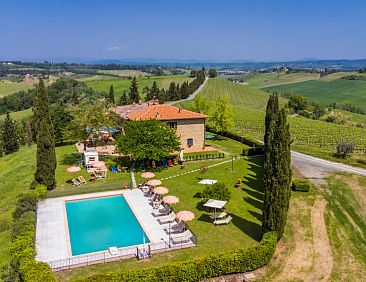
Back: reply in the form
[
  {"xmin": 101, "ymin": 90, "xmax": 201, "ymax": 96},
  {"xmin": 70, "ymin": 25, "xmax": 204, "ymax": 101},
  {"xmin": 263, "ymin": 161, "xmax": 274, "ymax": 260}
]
[
  {"xmin": 127, "ymin": 104, "xmax": 208, "ymax": 121},
  {"xmin": 112, "ymin": 100, "xmax": 160, "ymax": 119}
]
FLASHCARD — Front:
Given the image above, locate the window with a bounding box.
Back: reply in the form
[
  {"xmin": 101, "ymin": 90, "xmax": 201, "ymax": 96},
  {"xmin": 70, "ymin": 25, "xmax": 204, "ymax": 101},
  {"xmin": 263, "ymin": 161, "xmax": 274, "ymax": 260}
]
[
  {"xmin": 167, "ymin": 121, "xmax": 177, "ymax": 129},
  {"xmin": 187, "ymin": 138, "xmax": 193, "ymax": 147}
]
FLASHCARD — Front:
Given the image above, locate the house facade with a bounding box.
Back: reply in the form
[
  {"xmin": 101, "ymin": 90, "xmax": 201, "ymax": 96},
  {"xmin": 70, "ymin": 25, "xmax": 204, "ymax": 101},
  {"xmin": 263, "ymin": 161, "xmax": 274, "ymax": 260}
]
[{"xmin": 113, "ymin": 101, "xmax": 208, "ymax": 151}]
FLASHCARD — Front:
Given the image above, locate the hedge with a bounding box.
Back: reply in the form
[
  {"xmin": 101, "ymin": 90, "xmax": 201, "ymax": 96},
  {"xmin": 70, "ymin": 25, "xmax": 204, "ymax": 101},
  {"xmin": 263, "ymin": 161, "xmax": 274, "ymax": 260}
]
[
  {"xmin": 7, "ymin": 185, "xmax": 55, "ymax": 282},
  {"xmin": 292, "ymin": 179, "xmax": 311, "ymax": 192},
  {"xmin": 74, "ymin": 232, "xmax": 277, "ymax": 282}
]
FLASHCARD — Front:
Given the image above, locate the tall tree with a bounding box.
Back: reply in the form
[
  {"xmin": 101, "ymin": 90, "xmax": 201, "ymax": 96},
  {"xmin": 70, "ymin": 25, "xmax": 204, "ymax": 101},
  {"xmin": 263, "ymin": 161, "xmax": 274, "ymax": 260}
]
[
  {"xmin": 116, "ymin": 120, "xmax": 180, "ymax": 162},
  {"xmin": 23, "ymin": 117, "xmax": 33, "ymax": 146},
  {"xmin": 1, "ymin": 112, "xmax": 19, "ymax": 155},
  {"xmin": 210, "ymin": 95, "xmax": 235, "ymax": 136},
  {"xmin": 119, "ymin": 90, "xmax": 130, "ymax": 105},
  {"xmin": 129, "ymin": 76, "xmax": 140, "ymax": 103},
  {"xmin": 208, "ymin": 68, "xmax": 217, "ymax": 78},
  {"xmin": 262, "ymin": 93, "xmax": 292, "ymax": 239},
  {"xmin": 51, "ymin": 102, "xmax": 73, "ymax": 144},
  {"xmin": 33, "ymin": 78, "xmax": 57, "ymax": 190},
  {"xmin": 107, "ymin": 84, "xmax": 115, "ymax": 104},
  {"xmin": 148, "ymin": 81, "xmax": 159, "ymax": 101}
]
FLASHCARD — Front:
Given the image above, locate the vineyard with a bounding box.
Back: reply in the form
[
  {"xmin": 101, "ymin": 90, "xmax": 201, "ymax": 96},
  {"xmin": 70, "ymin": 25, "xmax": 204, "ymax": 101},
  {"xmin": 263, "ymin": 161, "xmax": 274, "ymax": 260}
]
[{"xmin": 234, "ymin": 107, "xmax": 366, "ymax": 153}]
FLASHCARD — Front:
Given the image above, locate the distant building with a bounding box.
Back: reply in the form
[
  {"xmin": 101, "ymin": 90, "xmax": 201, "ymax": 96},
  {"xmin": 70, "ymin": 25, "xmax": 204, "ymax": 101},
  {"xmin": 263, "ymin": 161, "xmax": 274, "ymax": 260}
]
[{"xmin": 113, "ymin": 101, "xmax": 208, "ymax": 151}]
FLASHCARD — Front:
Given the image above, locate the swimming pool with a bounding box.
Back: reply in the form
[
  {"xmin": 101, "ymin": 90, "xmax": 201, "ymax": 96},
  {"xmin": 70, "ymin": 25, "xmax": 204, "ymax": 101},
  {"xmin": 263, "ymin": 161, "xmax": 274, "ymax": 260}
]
[{"xmin": 65, "ymin": 195, "xmax": 150, "ymax": 256}]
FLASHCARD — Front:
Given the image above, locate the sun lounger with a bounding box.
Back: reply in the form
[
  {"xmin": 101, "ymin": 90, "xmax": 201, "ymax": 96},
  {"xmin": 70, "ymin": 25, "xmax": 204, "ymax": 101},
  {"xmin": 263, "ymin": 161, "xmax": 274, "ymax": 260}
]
[
  {"xmin": 78, "ymin": 176, "xmax": 87, "ymax": 184},
  {"xmin": 213, "ymin": 215, "xmax": 232, "ymax": 225},
  {"xmin": 163, "ymin": 221, "xmax": 185, "ymax": 232},
  {"xmin": 72, "ymin": 178, "xmax": 81, "ymax": 186},
  {"xmin": 101, "ymin": 170, "xmax": 107, "ymax": 178},
  {"xmin": 158, "ymin": 212, "xmax": 176, "ymax": 223},
  {"xmin": 209, "ymin": 212, "xmax": 227, "ymax": 221},
  {"xmin": 170, "ymin": 229, "xmax": 191, "ymax": 239},
  {"xmin": 153, "ymin": 206, "xmax": 170, "ymax": 216}
]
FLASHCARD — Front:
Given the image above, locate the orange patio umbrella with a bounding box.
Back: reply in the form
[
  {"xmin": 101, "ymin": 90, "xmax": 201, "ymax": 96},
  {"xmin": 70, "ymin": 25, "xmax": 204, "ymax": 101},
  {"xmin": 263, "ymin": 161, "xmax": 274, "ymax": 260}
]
[
  {"xmin": 176, "ymin": 211, "xmax": 195, "ymax": 222},
  {"xmin": 153, "ymin": 186, "xmax": 169, "ymax": 195},
  {"xmin": 141, "ymin": 172, "xmax": 156, "ymax": 179},
  {"xmin": 163, "ymin": 195, "xmax": 179, "ymax": 205},
  {"xmin": 147, "ymin": 179, "xmax": 162, "ymax": 186}
]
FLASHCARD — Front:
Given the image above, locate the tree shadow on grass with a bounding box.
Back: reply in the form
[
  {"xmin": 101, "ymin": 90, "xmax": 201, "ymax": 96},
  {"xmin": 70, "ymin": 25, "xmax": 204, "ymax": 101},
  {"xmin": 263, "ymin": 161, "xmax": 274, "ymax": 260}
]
[
  {"xmin": 60, "ymin": 153, "xmax": 81, "ymax": 165},
  {"xmin": 197, "ymin": 213, "xmax": 212, "ymax": 223},
  {"xmin": 242, "ymin": 156, "xmax": 264, "ymax": 194},
  {"xmin": 244, "ymin": 196, "xmax": 263, "ymax": 210},
  {"xmin": 248, "ymin": 210, "xmax": 262, "ymax": 223},
  {"xmin": 231, "ymin": 213, "xmax": 262, "ymax": 242},
  {"xmin": 245, "ymin": 189, "xmax": 264, "ymax": 202}
]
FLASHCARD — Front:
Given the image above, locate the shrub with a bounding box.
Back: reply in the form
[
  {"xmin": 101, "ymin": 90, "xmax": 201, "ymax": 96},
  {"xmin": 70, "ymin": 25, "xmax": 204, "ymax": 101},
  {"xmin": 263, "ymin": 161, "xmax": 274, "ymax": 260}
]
[
  {"xmin": 74, "ymin": 232, "xmax": 277, "ymax": 282},
  {"xmin": 292, "ymin": 179, "xmax": 311, "ymax": 192},
  {"xmin": 202, "ymin": 182, "xmax": 231, "ymax": 202},
  {"xmin": 336, "ymin": 140, "xmax": 355, "ymax": 158},
  {"xmin": 13, "ymin": 193, "xmax": 37, "ymax": 219}
]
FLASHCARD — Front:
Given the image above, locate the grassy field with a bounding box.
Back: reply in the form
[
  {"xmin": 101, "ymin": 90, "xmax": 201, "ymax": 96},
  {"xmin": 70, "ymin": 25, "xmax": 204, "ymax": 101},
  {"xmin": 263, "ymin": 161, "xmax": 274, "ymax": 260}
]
[
  {"xmin": 85, "ymin": 75, "xmax": 194, "ymax": 98},
  {"xmin": 264, "ymin": 78, "xmax": 366, "ymax": 111},
  {"xmin": 97, "ymin": 70, "xmax": 151, "ymax": 77},
  {"xmin": 0, "ymin": 108, "xmax": 33, "ymax": 120},
  {"xmin": 194, "ymin": 78, "xmax": 286, "ymax": 111},
  {"xmin": 245, "ymin": 72, "xmax": 320, "ymax": 89},
  {"xmin": 0, "ymin": 80, "xmax": 33, "ymax": 97},
  {"xmin": 258, "ymin": 173, "xmax": 366, "ymax": 281}
]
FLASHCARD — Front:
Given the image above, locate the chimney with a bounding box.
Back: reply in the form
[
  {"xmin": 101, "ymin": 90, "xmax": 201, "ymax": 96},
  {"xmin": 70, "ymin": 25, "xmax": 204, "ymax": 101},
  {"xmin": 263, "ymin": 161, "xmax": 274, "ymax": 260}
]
[
  {"xmin": 178, "ymin": 108, "xmax": 182, "ymax": 113},
  {"xmin": 156, "ymin": 112, "xmax": 160, "ymax": 118}
]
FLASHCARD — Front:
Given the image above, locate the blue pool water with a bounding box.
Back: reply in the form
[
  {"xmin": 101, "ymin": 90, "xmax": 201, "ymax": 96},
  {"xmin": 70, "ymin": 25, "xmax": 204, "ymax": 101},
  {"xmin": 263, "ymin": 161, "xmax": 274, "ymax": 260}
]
[{"xmin": 65, "ymin": 195, "xmax": 150, "ymax": 256}]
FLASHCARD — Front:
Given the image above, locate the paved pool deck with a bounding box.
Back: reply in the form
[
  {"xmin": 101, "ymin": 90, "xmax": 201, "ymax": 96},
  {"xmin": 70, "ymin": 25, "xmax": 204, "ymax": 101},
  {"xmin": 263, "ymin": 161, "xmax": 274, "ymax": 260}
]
[{"xmin": 35, "ymin": 189, "xmax": 169, "ymax": 264}]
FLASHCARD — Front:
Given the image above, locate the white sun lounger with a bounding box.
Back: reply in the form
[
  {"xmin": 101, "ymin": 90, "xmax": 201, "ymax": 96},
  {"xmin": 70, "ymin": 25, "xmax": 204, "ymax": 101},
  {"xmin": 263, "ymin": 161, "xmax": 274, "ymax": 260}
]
[
  {"xmin": 163, "ymin": 221, "xmax": 185, "ymax": 232},
  {"xmin": 170, "ymin": 231, "xmax": 193, "ymax": 244},
  {"xmin": 213, "ymin": 215, "xmax": 232, "ymax": 225},
  {"xmin": 153, "ymin": 206, "xmax": 171, "ymax": 216},
  {"xmin": 209, "ymin": 211, "xmax": 227, "ymax": 221},
  {"xmin": 158, "ymin": 212, "xmax": 176, "ymax": 223},
  {"xmin": 170, "ymin": 229, "xmax": 192, "ymax": 239}
]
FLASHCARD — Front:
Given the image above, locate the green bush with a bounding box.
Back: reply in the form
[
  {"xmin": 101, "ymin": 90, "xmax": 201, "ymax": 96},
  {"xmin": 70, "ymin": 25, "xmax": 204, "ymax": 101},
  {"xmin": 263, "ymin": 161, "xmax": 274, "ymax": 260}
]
[
  {"xmin": 292, "ymin": 179, "xmax": 311, "ymax": 192},
  {"xmin": 202, "ymin": 182, "xmax": 231, "ymax": 202},
  {"xmin": 75, "ymin": 232, "xmax": 277, "ymax": 282},
  {"xmin": 5, "ymin": 188, "xmax": 55, "ymax": 282}
]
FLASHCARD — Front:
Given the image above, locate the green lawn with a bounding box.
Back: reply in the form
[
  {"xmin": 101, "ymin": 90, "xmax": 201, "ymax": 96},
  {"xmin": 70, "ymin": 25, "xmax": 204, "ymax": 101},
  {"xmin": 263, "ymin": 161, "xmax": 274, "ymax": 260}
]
[
  {"xmin": 245, "ymin": 72, "xmax": 320, "ymax": 89},
  {"xmin": 264, "ymin": 78, "xmax": 366, "ymax": 112},
  {"xmin": 97, "ymin": 70, "xmax": 151, "ymax": 77},
  {"xmin": 84, "ymin": 75, "xmax": 194, "ymax": 99},
  {"xmin": 55, "ymin": 155, "xmax": 264, "ymax": 281},
  {"xmin": 0, "ymin": 108, "xmax": 33, "ymax": 120},
  {"xmin": 0, "ymin": 80, "xmax": 33, "ymax": 97}
]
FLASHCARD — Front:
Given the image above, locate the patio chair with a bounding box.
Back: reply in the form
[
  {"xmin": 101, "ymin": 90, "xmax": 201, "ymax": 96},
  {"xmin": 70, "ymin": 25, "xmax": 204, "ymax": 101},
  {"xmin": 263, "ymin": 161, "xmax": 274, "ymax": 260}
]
[
  {"xmin": 101, "ymin": 170, "xmax": 107, "ymax": 178},
  {"xmin": 158, "ymin": 212, "xmax": 176, "ymax": 223},
  {"xmin": 78, "ymin": 176, "xmax": 87, "ymax": 184},
  {"xmin": 117, "ymin": 164, "xmax": 122, "ymax": 172},
  {"xmin": 162, "ymin": 159, "xmax": 168, "ymax": 168},
  {"xmin": 140, "ymin": 162, "xmax": 146, "ymax": 170},
  {"xmin": 213, "ymin": 215, "xmax": 233, "ymax": 225},
  {"xmin": 167, "ymin": 159, "xmax": 173, "ymax": 167},
  {"xmin": 111, "ymin": 165, "xmax": 118, "ymax": 173},
  {"xmin": 93, "ymin": 170, "xmax": 98, "ymax": 178},
  {"xmin": 152, "ymin": 161, "xmax": 156, "ymax": 169},
  {"xmin": 72, "ymin": 178, "xmax": 81, "ymax": 187},
  {"xmin": 209, "ymin": 212, "xmax": 227, "ymax": 221},
  {"xmin": 122, "ymin": 182, "xmax": 129, "ymax": 189}
]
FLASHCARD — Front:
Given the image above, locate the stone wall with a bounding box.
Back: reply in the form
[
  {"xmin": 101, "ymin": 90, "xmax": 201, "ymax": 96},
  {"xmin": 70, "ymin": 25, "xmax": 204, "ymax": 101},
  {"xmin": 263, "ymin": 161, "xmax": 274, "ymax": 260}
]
[{"xmin": 173, "ymin": 118, "xmax": 206, "ymax": 150}]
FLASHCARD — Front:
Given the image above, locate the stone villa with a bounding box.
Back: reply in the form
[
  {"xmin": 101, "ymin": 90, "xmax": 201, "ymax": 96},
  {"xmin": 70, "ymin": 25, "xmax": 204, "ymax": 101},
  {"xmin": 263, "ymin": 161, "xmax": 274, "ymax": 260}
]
[{"xmin": 113, "ymin": 100, "xmax": 208, "ymax": 151}]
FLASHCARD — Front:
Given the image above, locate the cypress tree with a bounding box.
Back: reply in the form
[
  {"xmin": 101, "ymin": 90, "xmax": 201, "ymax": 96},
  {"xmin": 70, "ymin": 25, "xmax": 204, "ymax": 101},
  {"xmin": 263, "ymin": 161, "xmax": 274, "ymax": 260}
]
[
  {"xmin": 1, "ymin": 112, "xmax": 19, "ymax": 155},
  {"xmin": 108, "ymin": 84, "xmax": 115, "ymax": 104},
  {"xmin": 33, "ymin": 78, "xmax": 57, "ymax": 190},
  {"xmin": 129, "ymin": 76, "xmax": 140, "ymax": 103},
  {"xmin": 147, "ymin": 81, "xmax": 159, "ymax": 101},
  {"xmin": 262, "ymin": 93, "xmax": 292, "ymax": 239},
  {"xmin": 119, "ymin": 90, "xmax": 129, "ymax": 105}
]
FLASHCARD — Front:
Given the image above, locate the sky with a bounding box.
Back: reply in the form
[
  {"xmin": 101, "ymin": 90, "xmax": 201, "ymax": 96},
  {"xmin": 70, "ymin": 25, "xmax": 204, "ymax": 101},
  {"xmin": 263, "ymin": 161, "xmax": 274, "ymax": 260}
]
[{"xmin": 1, "ymin": 0, "xmax": 366, "ymax": 62}]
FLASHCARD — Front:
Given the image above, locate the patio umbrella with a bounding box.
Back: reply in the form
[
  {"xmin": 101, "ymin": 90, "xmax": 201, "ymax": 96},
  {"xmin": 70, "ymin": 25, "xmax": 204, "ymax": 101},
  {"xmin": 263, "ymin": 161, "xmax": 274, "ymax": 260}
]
[
  {"xmin": 147, "ymin": 179, "xmax": 162, "ymax": 186},
  {"xmin": 163, "ymin": 195, "xmax": 179, "ymax": 205},
  {"xmin": 67, "ymin": 166, "xmax": 81, "ymax": 173},
  {"xmin": 203, "ymin": 199, "xmax": 227, "ymax": 214},
  {"xmin": 176, "ymin": 211, "xmax": 195, "ymax": 222},
  {"xmin": 153, "ymin": 186, "xmax": 169, "ymax": 195},
  {"xmin": 141, "ymin": 172, "xmax": 156, "ymax": 179}
]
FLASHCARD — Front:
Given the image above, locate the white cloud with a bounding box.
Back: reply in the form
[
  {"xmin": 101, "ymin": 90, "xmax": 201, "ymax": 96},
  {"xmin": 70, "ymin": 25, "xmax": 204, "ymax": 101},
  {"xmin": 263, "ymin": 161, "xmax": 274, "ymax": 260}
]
[{"xmin": 106, "ymin": 46, "xmax": 127, "ymax": 51}]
